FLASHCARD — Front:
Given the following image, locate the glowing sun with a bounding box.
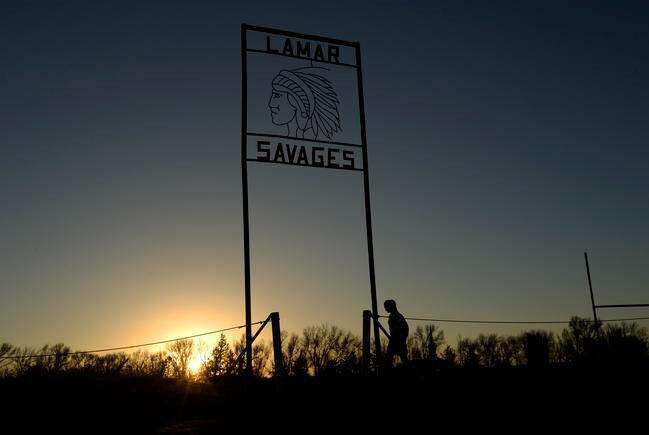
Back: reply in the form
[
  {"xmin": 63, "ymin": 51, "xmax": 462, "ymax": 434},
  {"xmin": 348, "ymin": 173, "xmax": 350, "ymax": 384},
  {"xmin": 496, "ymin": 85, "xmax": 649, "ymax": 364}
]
[{"xmin": 188, "ymin": 356, "xmax": 203, "ymax": 375}]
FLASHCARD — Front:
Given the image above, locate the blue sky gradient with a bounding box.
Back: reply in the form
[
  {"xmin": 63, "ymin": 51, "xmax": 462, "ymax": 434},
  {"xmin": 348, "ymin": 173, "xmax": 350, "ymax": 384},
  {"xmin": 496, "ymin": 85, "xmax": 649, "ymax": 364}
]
[{"xmin": 2, "ymin": 1, "xmax": 648, "ymax": 349}]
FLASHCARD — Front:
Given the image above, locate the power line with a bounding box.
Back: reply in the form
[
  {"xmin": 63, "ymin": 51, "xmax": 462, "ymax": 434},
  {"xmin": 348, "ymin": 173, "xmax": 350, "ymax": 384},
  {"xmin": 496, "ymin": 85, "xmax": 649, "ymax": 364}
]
[
  {"xmin": 0, "ymin": 320, "xmax": 264, "ymax": 360},
  {"xmin": 602, "ymin": 316, "xmax": 649, "ymax": 322},
  {"xmin": 378, "ymin": 315, "xmax": 649, "ymax": 325}
]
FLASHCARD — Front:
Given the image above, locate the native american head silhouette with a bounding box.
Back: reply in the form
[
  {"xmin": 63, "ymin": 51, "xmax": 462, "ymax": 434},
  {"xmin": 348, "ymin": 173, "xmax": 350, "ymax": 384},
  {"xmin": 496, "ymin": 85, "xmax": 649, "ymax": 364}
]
[{"xmin": 268, "ymin": 67, "xmax": 341, "ymax": 140}]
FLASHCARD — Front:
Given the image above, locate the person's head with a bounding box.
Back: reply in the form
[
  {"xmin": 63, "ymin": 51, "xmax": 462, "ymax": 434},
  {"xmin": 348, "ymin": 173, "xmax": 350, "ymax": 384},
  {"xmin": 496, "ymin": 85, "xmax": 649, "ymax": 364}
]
[
  {"xmin": 268, "ymin": 67, "xmax": 341, "ymax": 138},
  {"xmin": 384, "ymin": 299, "xmax": 397, "ymax": 313},
  {"xmin": 268, "ymin": 69, "xmax": 313, "ymax": 129}
]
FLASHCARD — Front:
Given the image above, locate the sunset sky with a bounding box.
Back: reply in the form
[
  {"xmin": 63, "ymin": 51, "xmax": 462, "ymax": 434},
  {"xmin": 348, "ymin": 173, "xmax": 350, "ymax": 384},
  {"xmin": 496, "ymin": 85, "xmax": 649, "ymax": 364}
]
[{"xmin": 2, "ymin": 1, "xmax": 648, "ymax": 352}]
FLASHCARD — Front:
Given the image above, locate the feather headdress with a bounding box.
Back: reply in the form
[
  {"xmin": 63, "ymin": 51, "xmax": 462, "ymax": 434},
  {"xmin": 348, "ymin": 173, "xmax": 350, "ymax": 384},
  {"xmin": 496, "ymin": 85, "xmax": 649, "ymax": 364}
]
[{"xmin": 272, "ymin": 67, "xmax": 341, "ymax": 139}]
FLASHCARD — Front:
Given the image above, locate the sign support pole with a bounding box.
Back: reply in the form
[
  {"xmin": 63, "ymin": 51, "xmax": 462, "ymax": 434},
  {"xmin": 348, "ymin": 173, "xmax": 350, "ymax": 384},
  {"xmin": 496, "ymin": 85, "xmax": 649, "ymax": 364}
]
[
  {"xmin": 355, "ymin": 42, "xmax": 382, "ymax": 365},
  {"xmin": 241, "ymin": 25, "xmax": 253, "ymax": 376},
  {"xmin": 584, "ymin": 252, "xmax": 598, "ymax": 323}
]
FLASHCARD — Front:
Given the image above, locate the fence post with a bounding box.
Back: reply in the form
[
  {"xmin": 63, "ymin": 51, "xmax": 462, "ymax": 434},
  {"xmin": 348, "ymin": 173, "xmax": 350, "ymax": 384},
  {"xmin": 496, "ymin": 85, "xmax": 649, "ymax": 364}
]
[
  {"xmin": 270, "ymin": 312, "xmax": 283, "ymax": 377},
  {"xmin": 362, "ymin": 310, "xmax": 371, "ymax": 374}
]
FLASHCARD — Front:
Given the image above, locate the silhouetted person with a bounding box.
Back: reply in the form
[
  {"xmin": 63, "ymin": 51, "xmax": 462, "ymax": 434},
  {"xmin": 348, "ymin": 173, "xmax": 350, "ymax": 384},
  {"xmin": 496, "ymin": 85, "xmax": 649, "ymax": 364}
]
[{"xmin": 384, "ymin": 299, "xmax": 409, "ymax": 367}]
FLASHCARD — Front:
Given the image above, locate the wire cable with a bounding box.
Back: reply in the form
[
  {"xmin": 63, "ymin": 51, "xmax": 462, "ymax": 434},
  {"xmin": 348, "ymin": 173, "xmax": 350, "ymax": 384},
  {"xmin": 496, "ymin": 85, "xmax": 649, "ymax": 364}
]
[
  {"xmin": 601, "ymin": 316, "xmax": 649, "ymax": 322},
  {"xmin": 377, "ymin": 315, "xmax": 649, "ymax": 325},
  {"xmin": 0, "ymin": 320, "xmax": 264, "ymax": 360}
]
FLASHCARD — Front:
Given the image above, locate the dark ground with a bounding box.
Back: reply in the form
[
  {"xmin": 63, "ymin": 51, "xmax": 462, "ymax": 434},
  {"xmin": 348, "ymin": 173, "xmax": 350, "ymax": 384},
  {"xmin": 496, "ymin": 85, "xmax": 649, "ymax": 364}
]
[{"xmin": 2, "ymin": 368, "xmax": 646, "ymax": 434}]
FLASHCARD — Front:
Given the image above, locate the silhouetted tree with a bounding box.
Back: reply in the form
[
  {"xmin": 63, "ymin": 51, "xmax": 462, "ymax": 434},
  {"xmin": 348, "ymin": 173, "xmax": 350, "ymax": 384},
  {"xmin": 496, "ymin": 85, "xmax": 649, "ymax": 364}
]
[
  {"xmin": 203, "ymin": 334, "xmax": 234, "ymax": 381},
  {"xmin": 69, "ymin": 352, "xmax": 97, "ymax": 372},
  {"xmin": 125, "ymin": 351, "xmax": 168, "ymax": 377},
  {"xmin": 230, "ymin": 336, "xmax": 247, "ymax": 376},
  {"xmin": 521, "ymin": 331, "xmax": 554, "ymax": 368},
  {"xmin": 498, "ymin": 336, "xmax": 524, "ymax": 368},
  {"xmin": 166, "ymin": 339, "xmax": 194, "ymax": 379},
  {"xmin": 301, "ymin": 325, "xmax": 361, "ymax": 376},
  {"xmin": 11, "ymin": 346, "xmax": 36, "ymax": 376},
  {"xmin": 557, "ymin": 317, "xmax": 602, "ymax": 367},
  {"xmin": 456, "ymin": 337, "xmax": 480, "ymax": 368},
  {"xmin": 280, "ymin": 332, "xmax": 306, "ymax": 377},
  {"xmin": 252, "ymin": 341, "xmax": 271, "ymax": 376},
  {"xmin": 600, "ymin": 322, "xmax": 649, "ymax": 367},
  {"xmin": 476, "ymin": 334, "xmax": 501, "ymax": 368},
  {"xmin": 9, "ymin": 343, "xmax": 73, "ymax": 376},
  {"xmin": 227, "ymin": 335, "xmax": 270, "ymax": 377},
  {"xmin": 408, "ymin": 324, "xmax": 444, "ymax": 361},
  {"xmin": 4, "ymin": 317, "xmax": 649, "ymax": 382},
  {"xmin": 0, "ymin": 343, "xmax": 13, "ymax": 376},
  {"xmin": 441, "ymin": 345, "xmax": 457, "ymax": 367},
  {"xmin": 93, "ymin": 353, "xmax": 129, "ymax": 376},
  {"xmin": 369, "ymin": 338, "xmax": 389, "ymax": 372}
]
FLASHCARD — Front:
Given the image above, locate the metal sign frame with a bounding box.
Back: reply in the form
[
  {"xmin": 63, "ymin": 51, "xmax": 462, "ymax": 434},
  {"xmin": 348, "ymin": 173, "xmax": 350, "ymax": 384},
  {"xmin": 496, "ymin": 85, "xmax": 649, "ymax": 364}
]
[{"xmin": 240, "ymin": 23, "xmax": 381, "ymax": 374}]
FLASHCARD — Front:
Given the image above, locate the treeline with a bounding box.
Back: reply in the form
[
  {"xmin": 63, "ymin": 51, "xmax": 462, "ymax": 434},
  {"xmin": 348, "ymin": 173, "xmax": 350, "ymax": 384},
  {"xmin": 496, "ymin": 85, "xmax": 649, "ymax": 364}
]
[{"xmin": 1, "ymin": 317, "xmax": 648, "ymax": 381}]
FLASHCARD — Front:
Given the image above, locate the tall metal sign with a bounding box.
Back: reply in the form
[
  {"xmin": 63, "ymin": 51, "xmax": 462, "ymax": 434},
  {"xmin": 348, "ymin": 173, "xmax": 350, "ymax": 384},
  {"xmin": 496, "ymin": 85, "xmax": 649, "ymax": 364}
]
[{"xmin": 241, "ymin": 24, "xmax": 381, "ymax": 374}]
